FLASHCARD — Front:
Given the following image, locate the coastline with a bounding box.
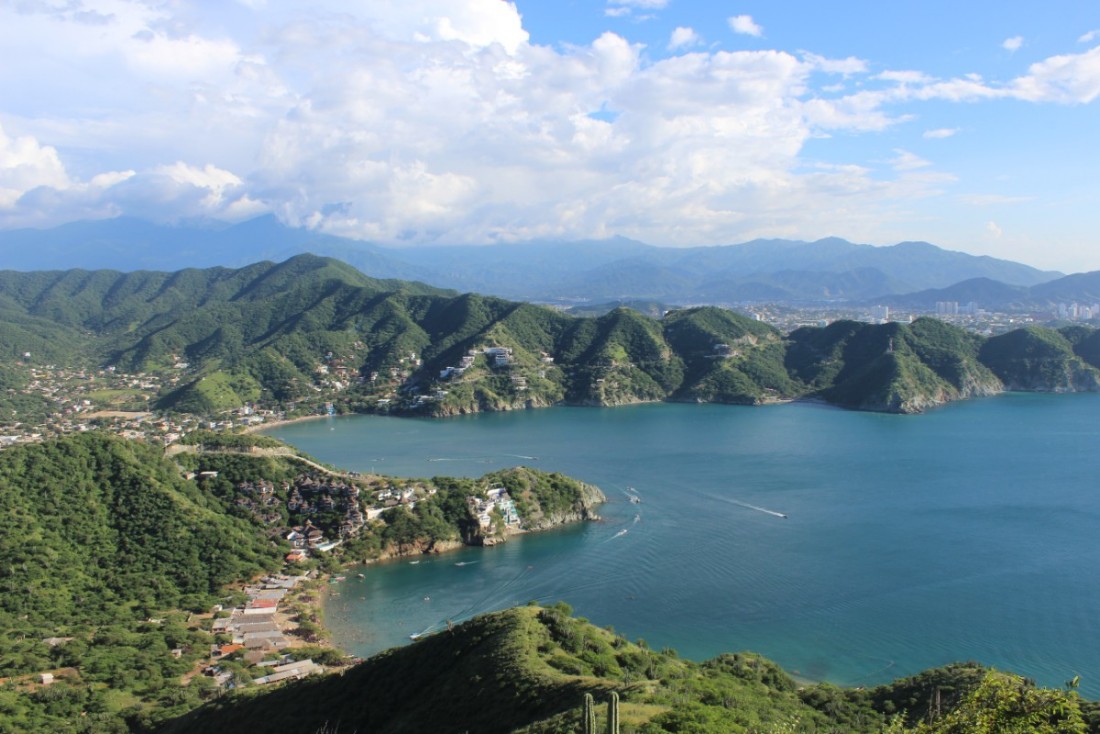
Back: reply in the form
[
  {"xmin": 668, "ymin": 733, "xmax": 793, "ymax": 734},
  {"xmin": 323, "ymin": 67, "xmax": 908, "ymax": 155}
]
[{"xmin": 244, "ymin": 413, "xmax": 331, "ymax": 434}]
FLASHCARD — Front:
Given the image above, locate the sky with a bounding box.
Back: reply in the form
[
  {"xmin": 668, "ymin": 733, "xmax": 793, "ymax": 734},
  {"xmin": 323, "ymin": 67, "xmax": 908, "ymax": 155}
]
[{"xmin": 0, "ymin": 1, "xmax": 1098, "ymax": 272}]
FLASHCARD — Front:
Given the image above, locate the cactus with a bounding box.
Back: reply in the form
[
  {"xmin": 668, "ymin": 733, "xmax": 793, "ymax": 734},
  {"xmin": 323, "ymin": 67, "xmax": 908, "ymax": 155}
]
[
  {"xmin": 583, "ymin": 693, "xmax": 596, "ymax": 734},
  {"xmin": 607, "ymin": 691, "xmax": 619, "ymax": 734}
]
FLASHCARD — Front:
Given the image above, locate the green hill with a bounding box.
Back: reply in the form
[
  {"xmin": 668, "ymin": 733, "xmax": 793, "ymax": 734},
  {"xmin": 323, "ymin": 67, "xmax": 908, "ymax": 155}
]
[
  {"xmin": 0, "ymin": 432, "xmax": 285, "ymax": 731},
  {"xmin": 786, "ymin": 318, "xmax": 1002, "ymax": 412},
  {"xmin": 6, "ymin": 257, "xmax": 1100, "ymax": 418},
  {"xmin": 979, "ymin": 326, "xmax": 1100, "ymax": 391},
  {"xmin": 161, "ymin": 604, "xmax": 1093, "ymax": 734}
]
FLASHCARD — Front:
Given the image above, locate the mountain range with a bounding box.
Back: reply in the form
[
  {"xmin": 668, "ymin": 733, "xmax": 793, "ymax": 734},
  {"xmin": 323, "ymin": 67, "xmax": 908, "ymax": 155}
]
[{"xmin": 0, "ymin": 215, "xmax": 1074, "ymax": 306}]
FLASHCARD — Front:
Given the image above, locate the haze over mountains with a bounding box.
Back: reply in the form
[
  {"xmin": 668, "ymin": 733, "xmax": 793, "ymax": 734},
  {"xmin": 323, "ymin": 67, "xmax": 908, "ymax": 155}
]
[{"xmin": 0, "ymin": 215, "xmax": 1081, "ymax": 307}]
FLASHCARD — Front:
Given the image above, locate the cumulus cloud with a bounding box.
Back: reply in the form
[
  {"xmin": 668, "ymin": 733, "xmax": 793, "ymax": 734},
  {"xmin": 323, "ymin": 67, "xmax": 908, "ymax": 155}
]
[
  {"xmin": 1009, "ymin": 45, "xmax": 1100, "ymax": 103},
  {"xmin": 2, "ymin": 0, "xmax": 1100, "ymax": 251},
  {"xmin": 728, "ymin": 15, "xmax": 763, "ymax": 37},
  {"xmin": 1080, "ymin": 30, "xmax": 1099, "ymax": 43},
  {"xmin": 0, "ymin": 123, "xmax": 69, "ymax": 209},
  {"xmin": 668, "ymin": 26, "xmax": 701, "ymax": 51},
  {"xmin": 1002, "ymin": 36, "xmax": 1024, "ymax": 52},
  {"xmin": 923, "ymin": 128, "xmax": 958, "ymax": 139}
]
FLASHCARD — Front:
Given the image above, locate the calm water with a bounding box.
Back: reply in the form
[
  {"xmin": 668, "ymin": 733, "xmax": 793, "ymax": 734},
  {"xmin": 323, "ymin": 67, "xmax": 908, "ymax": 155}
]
[{"xmin": 264, "ymin": 395, "xmax": 1100, "ymax": 695}]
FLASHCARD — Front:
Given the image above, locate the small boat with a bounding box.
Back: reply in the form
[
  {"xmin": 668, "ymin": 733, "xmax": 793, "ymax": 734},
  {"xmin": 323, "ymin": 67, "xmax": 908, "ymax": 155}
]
[
  {"xmin": 409, "ymin": 633, "xmax": 423, "ymax": 640},
  {"xmin": 423, "ymin": 596, "xmax": 431, "ymax": 602},
  {"xmin": 629, "ymin": 495, "xmax": 641, "ymax": 504},
  {"xmin": 409, "ymin": 560, "xmax": 420, "ymax": 565},
  {"xmin": 357, "ymin": 573, "xmax": 366, "ymax": 578}
]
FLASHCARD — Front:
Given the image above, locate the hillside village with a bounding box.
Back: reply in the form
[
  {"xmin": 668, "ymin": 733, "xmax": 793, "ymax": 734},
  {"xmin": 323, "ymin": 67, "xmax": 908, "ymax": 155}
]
[{"xmin": 183, "ymin": 472, "xmax": 527, "ymax": 691}]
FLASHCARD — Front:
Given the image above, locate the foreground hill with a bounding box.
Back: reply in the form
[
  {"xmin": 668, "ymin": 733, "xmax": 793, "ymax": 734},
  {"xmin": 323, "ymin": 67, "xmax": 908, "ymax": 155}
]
[
  {"xmin": 2, "ymin": 257, "xmax": 1100, "ymax": 418},
  {"xmin": 0, "ymin": 432, "xmax": 284, "ymax": 731},
  {"xmin": 162, "ymin": 604, "xmax": 1096, "ymax": 734}
]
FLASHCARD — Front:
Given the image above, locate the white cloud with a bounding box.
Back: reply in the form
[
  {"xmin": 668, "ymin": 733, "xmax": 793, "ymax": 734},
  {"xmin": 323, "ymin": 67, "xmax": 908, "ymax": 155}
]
[
  {"xmin": 728, "ymin": 15, "xmax": 763, "ymax": 38},
  {"xmin": 986, "ymin": 220, "xmax": 1003, "ymax": 238},
  {"xmin": 2, "ymin": 0, "xmax": 1100, "ymax": 254},
  {"xmin": 361, "ymin": 0, "xmax": 529, "ymax": 54},
  {"xmin": 923, "ymin": 128, "xmax": 958, "ymax": 139},
  {"xmin": 876, "ymin": 70, "xmax": 934, "ymax": 85},
  {"xmin": 1009, "ymin": 45, "xmax": 1100, "ymax": 103},
  {"xmin": 0, "ymin": 123, "xmax": 69, "ymax": 208},
  {"xmin": 1080, "ymin": 30, "xmax": 1099, "ymax": 43},
  {"xmin": 961, "ymin": 194, "xmax": 1033, "ymax": 206},
  {"xmin": 606, "ymin": 0, "xmax": 667, "ymax": 17},
  {"xmin": 1002, "ymin": 36, "xmax": 1024, "ymax": 52},
  {"xmin": 891, "ymin": 150, "xmax": 931, "ymax": 171},
  {"xmin": 668, "ymin": 26, "xmax": 701, "ymax": 51},
  {"xmin": 608, "ymin": 0, "xmax": 669, "ymax": 8},
  {"xmin": 802, "ymin": 53, "xmax": 867, "ymax": 75}
]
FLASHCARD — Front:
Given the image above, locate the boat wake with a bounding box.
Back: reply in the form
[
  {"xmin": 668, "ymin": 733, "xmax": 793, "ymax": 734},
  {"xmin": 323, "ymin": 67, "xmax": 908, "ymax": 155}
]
[{"xmin": 729, "ymin": 499, "xmax": 787, "ymax": 519}]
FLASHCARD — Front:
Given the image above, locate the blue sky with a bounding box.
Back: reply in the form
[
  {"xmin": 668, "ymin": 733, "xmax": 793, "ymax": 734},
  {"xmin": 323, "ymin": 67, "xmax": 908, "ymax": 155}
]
[{"xmin": 0, "ymin": 1, "xmax": 1098, "ymax": 271}]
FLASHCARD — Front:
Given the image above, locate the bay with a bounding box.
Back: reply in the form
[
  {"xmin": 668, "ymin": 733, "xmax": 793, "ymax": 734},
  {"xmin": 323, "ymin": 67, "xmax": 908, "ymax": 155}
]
[{"xmin": 263, "ymin": 394, "xmax": 1100, "ymax": 695}]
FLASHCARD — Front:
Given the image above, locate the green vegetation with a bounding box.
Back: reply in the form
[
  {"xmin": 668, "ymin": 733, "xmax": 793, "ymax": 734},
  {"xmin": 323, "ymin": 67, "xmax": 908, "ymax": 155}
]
[
  {"xmin": 785, "ymin": 318, "xmax": 1003, "ymax": 412},
  {"xmin": 3, "ymin": 257, "xmax": 1100, "ymax": 423},
  {"xmin": 979, "ymin": 326, "xmax": 1100, "ymax": 391},
  {"xmin": 0, "ymin": 429, "xmax": 605, "ymax": 732},
  {"xmin": 161, "ymin": 605, "xmax": 1096, "ymax": 734},
  {"xmin": 0, "ymin": 433, "xmax": 284, "ymax": 731}
]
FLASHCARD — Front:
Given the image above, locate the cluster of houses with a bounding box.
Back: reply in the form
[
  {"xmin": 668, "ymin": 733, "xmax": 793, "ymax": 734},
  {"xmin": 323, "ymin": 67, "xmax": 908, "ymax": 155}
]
[
  {"xmin": 287, "ymin": 476, "xmax": 365, "ymax": 537},
  {"xmin": 232, "ymin": 475, "xmax": 367, "ymax": 561},
  {"xmin": 373, "ymin": 483, "xmax": 437, "ymax": 515},
  {"xmin": 438, "ymin": 346, "xmax": 518, "ymax": 382},
  {"xmin": 206, "ymin": 574, "xmax": 323, "ymax": 688},
  {"xmin": 468, "ymin": 487, "xmax": 521, "ymax": 530}
]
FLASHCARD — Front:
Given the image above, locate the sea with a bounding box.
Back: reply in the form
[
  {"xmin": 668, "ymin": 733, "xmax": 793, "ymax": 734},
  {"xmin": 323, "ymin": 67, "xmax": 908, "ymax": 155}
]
[{"xmin": 262, "ymin": 394, "xmax": 1100, "ymax": 696}]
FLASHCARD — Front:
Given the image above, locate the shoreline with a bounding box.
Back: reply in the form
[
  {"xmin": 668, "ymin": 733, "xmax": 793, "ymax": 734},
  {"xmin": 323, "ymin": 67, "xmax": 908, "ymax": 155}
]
[{"xmin": 244, "ymin": 413, "xmax": 332, "ymax": 434}]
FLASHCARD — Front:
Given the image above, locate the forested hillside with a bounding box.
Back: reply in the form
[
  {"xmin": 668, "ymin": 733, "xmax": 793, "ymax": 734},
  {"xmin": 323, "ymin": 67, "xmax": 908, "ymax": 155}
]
[
  {"xmin": 163, "ymin": 604, "xmax": 1097, "ymax": 734},
  {"xmin": 0, "ymin": 433, "xmax": 283, "ymax": 731},
  {"xmin": 0, "ymin": 431, "xmax": 606, "ymax": 732},
  {"xmin": 3, "ymin": 256, "xmax": 1100, "ymax": 418}
]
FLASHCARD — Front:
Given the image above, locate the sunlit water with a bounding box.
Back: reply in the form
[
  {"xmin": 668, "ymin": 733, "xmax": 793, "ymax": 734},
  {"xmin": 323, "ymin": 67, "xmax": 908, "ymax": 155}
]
[{"xmin": 263, "ymin": 394, "xmax": 1100, "ymax": 695}]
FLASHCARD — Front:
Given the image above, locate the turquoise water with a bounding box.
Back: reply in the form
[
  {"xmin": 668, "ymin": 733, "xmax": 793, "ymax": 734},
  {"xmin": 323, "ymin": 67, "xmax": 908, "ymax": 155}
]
[{"xmin": 264, "ymin": 395, "xmax": 1100, "ymax": 695}]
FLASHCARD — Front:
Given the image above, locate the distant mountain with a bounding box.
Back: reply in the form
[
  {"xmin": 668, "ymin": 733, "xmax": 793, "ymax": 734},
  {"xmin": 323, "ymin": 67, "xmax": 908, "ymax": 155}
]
[
  {"xmin": 879, "ymin": 270, "xmax": 1100, "ymax": 310},
  {"xmin": 0, "ymin": 217, "xmax": 1062, "ymax": 304}
]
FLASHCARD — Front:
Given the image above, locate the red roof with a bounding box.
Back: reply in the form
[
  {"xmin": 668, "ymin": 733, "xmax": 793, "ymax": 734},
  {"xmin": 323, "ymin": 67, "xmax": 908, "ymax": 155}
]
[
  {"xmin": 249, "ymin": 599, "xmax": 278, "ymax": 609},
  {"xmin": 218, "ymin": 644, "xmax": 244, "ymax": 656}
]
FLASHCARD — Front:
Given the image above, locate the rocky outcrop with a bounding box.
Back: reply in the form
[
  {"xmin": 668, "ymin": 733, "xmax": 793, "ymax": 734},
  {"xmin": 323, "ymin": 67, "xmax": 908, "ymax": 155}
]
[
  {"xmin": 521, "ymin": 482, "xmax": 604, "ymax": 531},
  {"xmin": 382, "ymin": 538, "xmax": 464, "ymax": 559}
]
